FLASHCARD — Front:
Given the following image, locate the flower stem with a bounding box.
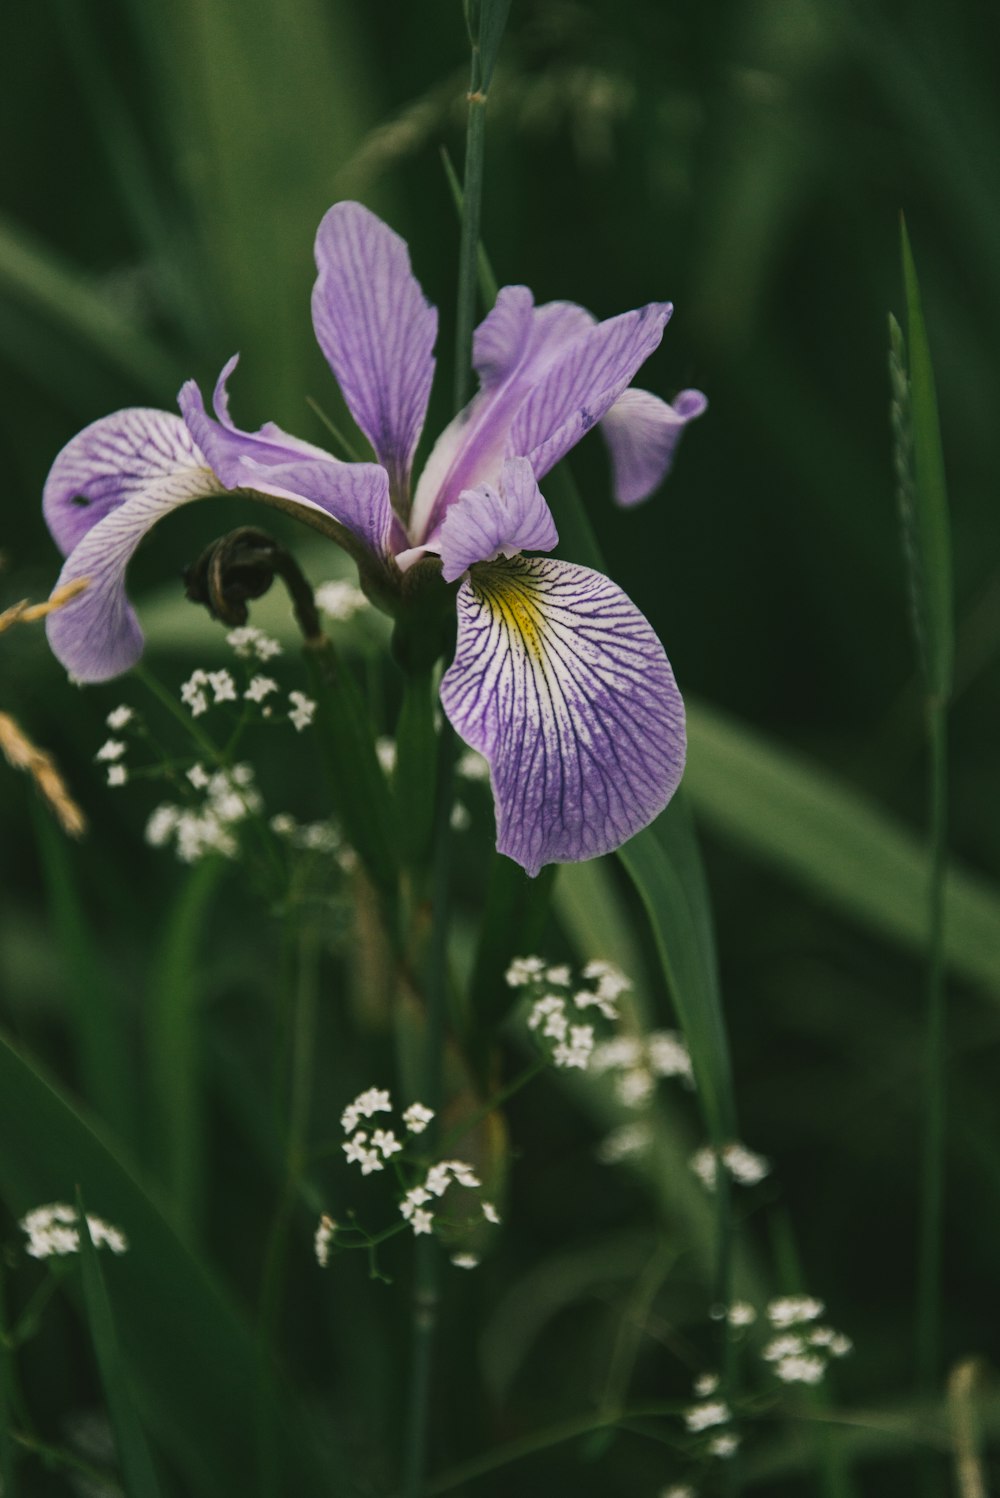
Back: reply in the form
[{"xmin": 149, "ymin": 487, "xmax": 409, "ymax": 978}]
[{"xmin": 453, "ymin": 37, "xmax": 488, "ymax": 411}]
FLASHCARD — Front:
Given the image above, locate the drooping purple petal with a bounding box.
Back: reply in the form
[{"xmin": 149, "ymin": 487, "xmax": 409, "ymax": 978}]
[
  {"xmin": 311, "ymin": 201, "xmax": 437, "ymax": 503},
  {"xmin": 43, "ymin": 408, "xmax": 218, "ymax": 558},
  {"xmin": 179, "ymin": 367, "xmax": 395, "ymax": 563},
  {"xmin": 601, "ymin": 387, "xmax": 708, "ymax": 507},
  {"xmin": 437, "ymin": 458, "xmax": 558, "ymax": 583},
  {"xmin": 46, "ymin": 478, "xmax": 221, "ymax": 682},
  {"xmin": 439, "ymin": 555, "xmax": 685, "ymax": 876},
  {"xmin": 412, "ymin": 295, "xmax": 670, "ymax": 543}
]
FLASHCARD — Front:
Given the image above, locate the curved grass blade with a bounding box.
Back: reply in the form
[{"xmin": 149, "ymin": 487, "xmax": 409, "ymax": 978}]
[
  {"xmin": 76, "ymin": 1188, "xmax": 165, "ymax": 1498},
  {"xmin": 0, "ymin": 1034, "xmax": 339, "ymax": 1497}
]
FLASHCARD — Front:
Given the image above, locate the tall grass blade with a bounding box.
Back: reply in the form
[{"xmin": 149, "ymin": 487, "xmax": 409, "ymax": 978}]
[{"xmin": 76, "ymin": 1189, "xmax": 165, "ymax": 1498}]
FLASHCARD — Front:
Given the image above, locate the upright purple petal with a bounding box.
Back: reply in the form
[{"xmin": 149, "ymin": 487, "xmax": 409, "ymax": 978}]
[
  {"xmin": 311, "ymin": 202, "xmax": 437, "ymax": 503},
  {"xmin": 439, "ymin": 555, "xmax": 685, "ymax": 876},
  {"xmin": 437, "ymin": 458, "xmax": 558, "ymax": 583},
  {"xmin": 43, "ymin": 408, "xmax": 217, "ymax": 558},
  {"xmin": 601, "ymin": 387, "xmax": 708, "ymax": 507},
  {"xmin": 510, "ymin": 303, "xmax": 672, "ymax": 480},
  {"xmin": 179, "ymin": 368, "xmax": 394, "ymax": 563}
]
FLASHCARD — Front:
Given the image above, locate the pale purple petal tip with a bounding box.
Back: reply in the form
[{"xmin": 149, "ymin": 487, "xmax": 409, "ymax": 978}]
[
  {"xmin": 601, "ymin": 387, "xmax": 708, "ymax": 507},
  {"xmin": 439, "ymin": 556, "xmax": 686, "ymax": 876},
  {"xmin": 180, "ymin": 365, "xmax": 395, "ymax": 561},
  {"xmin": 312, "ymin": 201, "xmax": 437, "ymax": 502},
  {"xmin": 437, "ymin": 458, "xmax": 558, "ymax": 583}
]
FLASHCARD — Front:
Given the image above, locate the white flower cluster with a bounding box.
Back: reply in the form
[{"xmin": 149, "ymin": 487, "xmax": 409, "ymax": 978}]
[
  {"xmin": 269, "ymin": 813, "xmax": 343, "ymax": 857},
  {"xmin": 94, "ymin": 704, "xmax": 137, "ymax": 786},
  {"xmin": 145, "ymin": 762, "xmax": 262, "ymax": 863},
  {"xmin": 762, "ymin": 1296, "xmax": 852, "ymax": 1384},
  {"xmin": 315, "ymin": 579, "xmax": 368, "ymax": 622},
  {"xmin": 226, "ymin": 625, "xmax": 283, "ymax": 661},
  {"xmin": 511, "ymin": 955, "xmax": 637, "ymax": 1072},
  {"xmin": 20, "ymin": 1203, "xmax": 128, "ymax": 1259},
  {"xmin": 682, "ymin": 1373, "xmax": 740, "ymax": 1460},
  {"xmin": 590, "ymin": 1029, "xmax": 692, "ymax": 1107},
  {"xmin": 689, "ymin": 1142, "xmax": 771, "ymax": 1191},
  {"xmin": 179, "ymin": 664, "xmax": 315, "ymax": 732},
  {"xmin": 337, "ymin": 1089, "xmax": 499, "ymax": 1250}
]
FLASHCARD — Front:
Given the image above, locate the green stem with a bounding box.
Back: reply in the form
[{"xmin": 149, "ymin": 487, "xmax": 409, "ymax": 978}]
[
  {"xmin": 453, "ymin": 52, "xmax": 488, "ymax": 412},
  {"xmin": 400, "ymin": 718, "xmax": 456, "ymax": 1498},
  {"xmin": 916, "ymin": 700, "xmax": 948, "ymax": 1391}
]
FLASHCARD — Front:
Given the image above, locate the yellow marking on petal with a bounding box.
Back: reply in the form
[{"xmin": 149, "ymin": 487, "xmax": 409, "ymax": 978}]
[{"xmin": 471, "ymin": 560, "xmax": 546, "ymax": 659}]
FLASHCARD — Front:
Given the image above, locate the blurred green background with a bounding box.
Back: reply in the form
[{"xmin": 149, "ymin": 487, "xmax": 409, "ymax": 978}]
[{"xmin": 2, "ymin": 0, "xmax": 1000, "ymax": 1494}]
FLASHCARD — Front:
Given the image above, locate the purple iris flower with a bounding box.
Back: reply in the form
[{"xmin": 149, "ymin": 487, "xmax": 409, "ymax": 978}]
[{"xmin": 42, "ymin": 202, "xmax": 705, "ymax": 876}]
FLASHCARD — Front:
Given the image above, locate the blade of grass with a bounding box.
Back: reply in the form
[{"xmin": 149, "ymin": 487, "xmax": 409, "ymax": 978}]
[
  {"xmin": 0, "ymin": 1260, "xmax": 16, "ymax": 1498},
  {"xmin": 76, "ymin": 1188, "xmax": 165, "ymax": 1498}
]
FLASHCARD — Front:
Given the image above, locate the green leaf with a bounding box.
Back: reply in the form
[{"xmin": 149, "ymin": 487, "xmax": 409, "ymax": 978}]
[
  {"xmin": 684, "ymin": 698, "xmax": 1000, "ymax": 992},
  {"xmin": 898, "ymin": 217, "xmax": 954, "ymax": 703},
  {"xmin": 0, "ymin": 1261, "xmax": 15, "ymax": 1498},
  {"xmin": 463, "ymin": 0, "xmax": 513, "ymax": 91},
  {"xmin": 76, "ymin": 1188, "xmax": 165, "ymax": 1498},
  {"xmin": 0, "ymin": 1035, "xmax": 339, "ymax": 1497}
]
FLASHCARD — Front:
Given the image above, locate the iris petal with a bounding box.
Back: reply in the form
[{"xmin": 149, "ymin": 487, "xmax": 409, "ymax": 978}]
[
  {"xmin": 439, "ymin": 555, "xmax": 685, "ymax": 876},
  {"xmin": 437, "ymin": 458, "xmax": 557, "ymax": 583},
  {"xmin": 311, "ymin": 201, "xmax": 437, "ymax": 504},
  {"xmin": 601, "ymin": 387, "xmax": 708, "ymax": 507}
]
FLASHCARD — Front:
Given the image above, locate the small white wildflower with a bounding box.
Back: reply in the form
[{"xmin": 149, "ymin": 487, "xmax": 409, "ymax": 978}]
[
  {"xmin": 694, "ymin": 1373, "xmax": 720, "ymax": 1398},
  {"xmin": 727, "ymin": 1301, "xmax": 757, "ymax": 1328},
  {"xmin": 315, "ymin": 579, "xmax": 368, "ymax": 621},
  {"xmin": 95, "ymin": 739, "xmax": 126, "ymax": 762},
  {"xmin": 245, "ymin": 674, "xmax": 279, "ymax": 703},
  {"xmin": 528, "ymin": 994, "xmax": 567, "ymax": 1039},
  {"xmin": 582, "ymin": 958, "xmax": 631, "ymax": 1002},
  {"xmin": 505, "ymin": 955, "xmax": 546, "ymax": 987},
  {"xmin": 616, "ymin": 1068, "xmax": 655, "ymax": 1108},
  {"xmin": 647, "ymin": 1030, "xmax": 693, "ymax": 1080},
  {"xmin": 187, "ymin": 763, "xmax": 210, "ymax": 789},
  {"xmin": 767, "ymin": 1295, "xmax": 825, "ymax": 1328},
  {"xmin": 684, "ymin": 1400, "xmax": 730, "ymax": 1433},
  {"xmin": 450, "ymin": 1253, "xmax": 480, "ymax": 1269},
  {"xmin": 371, "ymin": 1128, "xmax": 402, "ymax": 1159},
  {"xmin": 288, "ymin": 691, "xmax": 317, "ymax": 731},
  {"xmin": 402, "ymin": 1102, "xmax": 434, "ymax": 1134},
  {"xmin": 227, "ymin": 625, "xmax": 282, "ymax": 660},
  {"xmin": 596, "ymin": 1121, "xmax": 652, "ymax": 1164},
  {"xmin": 572, "ymin": 987, "xmax": 619, "ymax": 1021},
  {"xmin": 375, "ymin": 736, "xmax": 397, "ymax": 774},
  {"xmin": 353, "ymin": 1087, "xmax": 392, "ymax": 1119},
  {"xmin": 180, "ymin": 670, "xmax": 210, "ymax": 717},
  {"xmin": 774, "ymin": 1354, "xmax": 826, "ymax": 1385},
  {"xmin": 342, "ymin": 1133, "xmax": 384, "ymax": 1174},
  {"xmin": 545, "ymin": 964, "xmax": 572, "ymax": 986},
  {"xmin": 481, "ymin": 1201, "xmax": 501, "ymax": 1225},
  {"xmin": 456, "ymin": 748, "xmax": 490, "ymax": 782},
  {"xmin": 762, "ymin": 1334, "xmax": 806, "ymax": 1362},
  {"xmin": 314, "ymin": 1214, "xmax": 336, "ymax": 1268},
  {"xmin": 105, "ymin": 705, "xmax": 133, "ymax": 731},
  {"xmin": 207, "ymin": 669, "xmax": 237, "ymax": 704},
  {"xmin": 20, "ymin": 1204, "xmax": 128, "ymax": 1259},
  {"xmin": 145, "ymin": 804, "xmax": 180, "ymax": 847},
  {"xmin": 400, "ymin": 1186, "xmax": 433, "ymax": 1221},
  {"xmin": 553, "ymin": 1024, "xmax": 595, "ymax": 1070},
  {"xmin": 106, "ymin": 764, "xmax": 128, "ymax": 787},
  {"xmin": 722, "ymin": 1143, "xmax": 771, "ymax": 1186},
  {"xmin": 410, "ymin": 1207, "xmax": 434, "ymax": 1236},
  {"xmin": 708, "ymin": 1433, "xmax": 740, "ymax": 1459},
  {"xmin": 590, "ymin": 1037, "xmax": 643, "ymax": 1072},
  {"xmin": 447, "ymin": 1161, "xmax": 481, "ymax": 1189},
  {"xmin": 828, "ymin": 1333, "xmax": 853, "ymax": 1358},
  {"xmin": 270, "ymin": 813, "xmax": 297, "ymax": 837},
  {"xmin": 449, "ymin": 801, "xmax": 471, "ymax": 831}
]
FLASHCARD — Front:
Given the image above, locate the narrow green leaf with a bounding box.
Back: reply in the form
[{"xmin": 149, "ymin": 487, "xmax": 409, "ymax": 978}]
[
  {"xmin": 0, "ymin": 1035, "xmax": 339, "ymax": 1497},
  {"xmin": 464, "ymin": 0, "xmax": 513, "ymax": 91},
  {"xmin": 394, "ymin": 670, "xmax": 438, "ymax": 872},
  {"xmin": 467, "ymin": 858, "xmax": 557, "ymax": 1046},
  {"xmin": 76, "ymin": 1189, "xmax": 165, "ymax": 1498},
  {"xmin": 684, "ymin": 698, "xmax": 1000, "ymax": 992},
  {"xmin": 0, "ymin": 1260, "xmax": 16, "ymax": 1498},
  {"xmin": 899, "ymin": 217, "xmax": 953, "ymax": 702}
]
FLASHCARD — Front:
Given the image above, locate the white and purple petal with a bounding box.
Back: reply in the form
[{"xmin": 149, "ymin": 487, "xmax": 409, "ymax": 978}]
[
  {"xmin": 437, "ymin": 458, "xmax": 558, "ymax": 583},
  {"xmin": 439, "ymin": 556, "xmax": 685, "ymax": 876},
  {"xmin": 311, "ymin": 202, "xmax": 437, "ymax": 503},
  {"xmin": 601, "ymin": 387, "xmax": 708, "ymax": 507},
  {"xmin": 43, "ymin": 408, "xmax": 216, "ymax": 558},
  {"xmin": 179, "ymin": 368, "xmax": 395, "ymax": 562}
]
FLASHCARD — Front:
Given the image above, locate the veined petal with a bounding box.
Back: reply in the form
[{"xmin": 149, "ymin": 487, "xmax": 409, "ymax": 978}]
[
  {"xmin": 437, "ymin": 458, "xmax": 558, "ymax": 583},
  {"xmin": 43, "ymin": 408, "xmax": 217, "ymax": 558},
  {"xmin": 510, "ymin": 303, "xmax": 672, "ymax": 480},
  {"xmin": 439, "ymin": 556, "xmax": 685, "ymax": 876},
  {"xmin": 179, "ymin": 368, "xmax": 394, "ymax": 563},
  {"xmin": 46, "ymin": 481, "xmax": 220, "ymax": 682},
  {"xmin": 311, "ymin": 202, "xmax": 437, "ymax": 503},
  {"xmin": 601, "ymin": 387, "xmax": 708, "ymax": 507}
]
